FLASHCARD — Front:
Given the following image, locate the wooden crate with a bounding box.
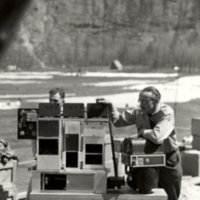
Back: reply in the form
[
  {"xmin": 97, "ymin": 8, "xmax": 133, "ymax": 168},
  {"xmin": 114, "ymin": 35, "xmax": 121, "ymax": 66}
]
[
  {"xmin": 192, "ymin": 117, "xmax": 200, "ymax": 137},
  {"xmin": 181, "ymin": 150, "xmax": 200, "ymax": 176}
]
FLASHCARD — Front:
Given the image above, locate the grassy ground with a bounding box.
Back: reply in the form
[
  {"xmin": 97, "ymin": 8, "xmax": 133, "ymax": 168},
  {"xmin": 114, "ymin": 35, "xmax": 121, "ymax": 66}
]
[{"xmin": 0, "ymin": 70, "xmax": 200, "ymax": 192}]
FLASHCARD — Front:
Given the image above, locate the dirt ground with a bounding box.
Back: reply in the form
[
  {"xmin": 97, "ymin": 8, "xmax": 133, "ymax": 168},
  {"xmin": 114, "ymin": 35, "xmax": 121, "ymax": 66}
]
[{"xmin": 180, "ymin": 179, "xmax": 200, "ymax": 200}]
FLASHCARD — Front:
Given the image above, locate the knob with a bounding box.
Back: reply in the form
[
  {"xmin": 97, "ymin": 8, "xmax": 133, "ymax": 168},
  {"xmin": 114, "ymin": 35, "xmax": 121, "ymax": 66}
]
[
  {"xmin": 145, "ymin": 158, "xmax": 150, "ymax": 163},
  {"xmin": 132, "ymin": 160, "xmax": 136, "ymax": 166}
]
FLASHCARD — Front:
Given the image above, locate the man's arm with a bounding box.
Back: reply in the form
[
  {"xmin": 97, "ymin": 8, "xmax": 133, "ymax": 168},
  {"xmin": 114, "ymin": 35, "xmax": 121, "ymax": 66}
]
[
  {"xmin": 96, "ymin": 97, "xmax": 137, "ymax": 127},
  {"xmin": 112, "ymin": 109, "xmax": 137, "ymax": 127},
  {"xmin": 139, "ymin": 112, "xmax": 174, "ymax": 144}
]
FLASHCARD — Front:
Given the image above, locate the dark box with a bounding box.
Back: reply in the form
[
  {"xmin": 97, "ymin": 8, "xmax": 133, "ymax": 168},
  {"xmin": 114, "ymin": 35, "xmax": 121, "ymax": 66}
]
[
  {"xmin": 39, "ymin": 139, "xmax": 59, "ymax": 155},
  {"xmin": 65, "ymin": 134, "xmax": 79, "ymax": 151},
  {"xmin": 17, "ymin": 108, "xmax": 38, "ymax": 139},
  {"xmin": 39, "ymin": 103, "xmax": 60, "ymax": 117},
  {"xmin": 87, "ymin": 103, "xmax": 109, "ymax": 118},
  {"xmin": 41, "ymin": 174, "xmax": 66, "ymax": 190},
  {"xmin": 122, "ymin": 138, "xmax": 164, "ymax": 154},
  {"xmin": 66, "ymin": 152, "xmax": 78, "ymax": 168},
  {"xmin": 38, "ymin": 120, "xmax": 59, "ymax": 137},
  {"xmin": 63, "ymin": 103, "xmax": 84, "ymax": 118}
]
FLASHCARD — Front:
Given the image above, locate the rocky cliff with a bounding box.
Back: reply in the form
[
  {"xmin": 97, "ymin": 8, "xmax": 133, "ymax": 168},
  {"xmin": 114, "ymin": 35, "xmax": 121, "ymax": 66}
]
[{"xmin": 1, "ymin": 0, "xmax": 200, "ymax": 72}]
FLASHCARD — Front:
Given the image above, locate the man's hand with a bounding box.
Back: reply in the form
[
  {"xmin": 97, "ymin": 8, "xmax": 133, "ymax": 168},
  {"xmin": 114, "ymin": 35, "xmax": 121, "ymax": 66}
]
[
  {"xmin": 96, "ymin": 98, "xmax": 116, "ymax": 116},
  {"xmin": 138, "ymin": 128, "xmax": 151, "ymax": 138},
  {"xmin": 96, "ymin": 98, "xmax": 111, "ymax": 104},
  {"xmin": 138, "ymin": 128, "xmax": 144, "ymax": 138}
]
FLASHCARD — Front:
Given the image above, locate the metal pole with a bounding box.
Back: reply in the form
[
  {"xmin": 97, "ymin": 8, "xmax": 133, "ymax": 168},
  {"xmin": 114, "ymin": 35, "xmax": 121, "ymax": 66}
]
[
  {"xmin": 108, "ymin": 119, "xmax": 118, "ymax": 177},
  {"xmin": 174, "ymin": 66, "xmax": 180, "ymax": 118}
]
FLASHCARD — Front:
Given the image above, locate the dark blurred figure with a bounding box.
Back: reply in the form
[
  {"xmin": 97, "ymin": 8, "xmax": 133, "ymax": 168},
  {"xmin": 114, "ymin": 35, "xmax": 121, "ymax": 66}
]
[{"xmin": 0, "ymin": 0, "xmax": 32, "ymax": 59}]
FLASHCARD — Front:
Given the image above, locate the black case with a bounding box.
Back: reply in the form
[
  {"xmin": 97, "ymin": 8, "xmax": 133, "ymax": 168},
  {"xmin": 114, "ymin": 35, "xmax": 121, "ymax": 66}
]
[
  {"xmin": 39, "ymin": 103, "xmax": 61, "ymax": 117},
  {"xmin": 63, "ymin": 103, "xmax": 84, "ymax": 118},
  {"xmin": 87, "ymin": 103, "xmax": 109, "ymax": 118},
  {"xmin": 122, "ymin": 138, "xmax": 164, "ymax": 154}
]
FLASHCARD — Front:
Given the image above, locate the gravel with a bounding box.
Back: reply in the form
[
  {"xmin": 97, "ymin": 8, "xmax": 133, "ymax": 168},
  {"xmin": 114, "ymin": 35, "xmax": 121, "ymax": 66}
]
[{"xmin": 179, "ymin": 180, "xmax": 200, "ymax": 200}]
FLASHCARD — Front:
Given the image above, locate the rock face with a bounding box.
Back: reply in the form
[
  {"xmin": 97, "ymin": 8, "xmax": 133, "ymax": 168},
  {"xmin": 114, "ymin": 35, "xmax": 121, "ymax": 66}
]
[{"xmin": 1, "ymin": 0, "xmax": 200, "ymax": 71}]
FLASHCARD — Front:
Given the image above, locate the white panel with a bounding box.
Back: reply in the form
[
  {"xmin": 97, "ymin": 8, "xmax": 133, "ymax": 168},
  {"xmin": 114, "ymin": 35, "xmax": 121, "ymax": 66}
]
[
  {"xmin": 67, "ymin": 174, "xmax": 94, "ymax": 192},
  {"xmin": 31, "ymin": 171, "xmax": 41, "ymax": 192},
  {"xmin": 65, "ymin": 121, "xmax": 81, "ymax": 134},
  {"xmin": 37, "ymin": 156, "xmax": 60, "ymax": 170},
  {"xmin": 94, "ymin": 170, "xmax": 107, "ymax": 194},
  {"xmin": 83, "ymin": 122, "xmax": 106, "ymax": 137}
]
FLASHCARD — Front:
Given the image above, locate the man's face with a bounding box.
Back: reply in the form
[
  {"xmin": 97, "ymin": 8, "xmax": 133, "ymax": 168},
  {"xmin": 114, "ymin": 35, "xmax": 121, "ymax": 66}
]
[
  {"xmin": 138, "ymin": 91, "xmax": 157, "ymax": 114},
  {"xmin": 49, "ymin": 92, "xmax": 64, "ymax": 114},
  {"xmin": 49, "ymin": 92, "xmax": 64, "ymax": 105}
]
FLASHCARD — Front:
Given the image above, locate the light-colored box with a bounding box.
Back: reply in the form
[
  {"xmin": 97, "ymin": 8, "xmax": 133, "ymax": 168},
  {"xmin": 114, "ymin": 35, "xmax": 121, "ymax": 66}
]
[
  {"xmin": 192, "ymin": 135, "xmax": 200, "ymax": 150},
  {"xmin": 31, "ymin": 169, "xmax": 107, "ymax": 194},
  {"xmin": 192, "ymin": 117, "xmax": 200, "ymax": 136},
  {"xmin": 93, "ymin": 169, "xmax": 107, "ymax": 193},
  {"xmin": 104, "ymin": 136, "xmax": 125, "ymax": 177},
  {"xmin": 113, "ymin": 138, "xmax": 124, "ymax": 152},
  {"xmin": 67, "ymin": 173, "xmax": 94, "ymax": 192},
  {"xmin": 181, "ymin": 150, "xmax": 200, "ymax": 176},
  {"xmin": 65, "ymin": 121, "xmax": 81, "ymax": 134},
  {"xmin": 37, "ymin": 155, "xmax": 61, "ymax": 171}
]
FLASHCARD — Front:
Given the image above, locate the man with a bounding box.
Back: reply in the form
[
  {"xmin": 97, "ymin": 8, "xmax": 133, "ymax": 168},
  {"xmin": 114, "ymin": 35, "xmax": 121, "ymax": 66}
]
[
  {"xmin": 49, "ymin": 87, "xmax": 65, "ymax": 109},
  {"xmin": 97, "ymin": 86, "xmax": 182, "ymax": 200}
]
